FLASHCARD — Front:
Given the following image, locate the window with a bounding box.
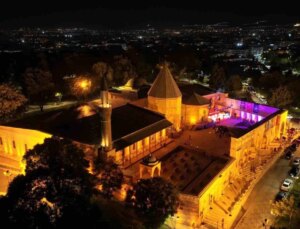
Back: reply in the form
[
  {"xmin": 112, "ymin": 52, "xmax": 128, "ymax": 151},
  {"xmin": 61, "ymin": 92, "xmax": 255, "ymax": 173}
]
[
  {"xmin": 151, "ymin": 135, "xmax": 155, "ymax": 141},
  {"xmin": 0, "ymin": 137, "xmax": 2, "ymax": 145},
  {"xmin": 12, "ymin": 140, "xmax": 16, "ymax": 149}
]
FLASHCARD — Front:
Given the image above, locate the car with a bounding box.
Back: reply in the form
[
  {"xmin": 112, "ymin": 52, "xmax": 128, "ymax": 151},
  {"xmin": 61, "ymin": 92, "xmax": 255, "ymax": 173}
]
[
  {"xmin": 289, "ymin": 166, "xmax": 300, "ymax": 179},
  {"xmin": 292, "ymin": 157, "xmax": 300, "ymax": 167},
  {"xmin": 281, "ymin": 178, "xmax": 294, "ymax": 192},
  {"xmin": 292, "ymin": 139, "xmax": 300, "ymax": 147},
  {"xmin": 285, "ymin": 151, "xmax": 294, "ymax": 160},
  {"xmin": 285, "ymin": 145, "xmax": 297, "ymax": 153},
  {"xmin": 290, "ymin": 144, "xmax": 297, "ymax": 151},
  {"xmin": 275, "ymin": 191, "xmax": 289, "ymax": 202}
]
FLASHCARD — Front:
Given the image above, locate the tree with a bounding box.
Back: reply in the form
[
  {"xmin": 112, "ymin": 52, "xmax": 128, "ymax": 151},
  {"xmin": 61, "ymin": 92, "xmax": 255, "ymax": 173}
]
[
  {"xmin": 93, "ymin": 154, "xmax": 124, "ymax": 199},
  {"xmin": 0, "ymin": 84, "xmax": 27, "ymax": 122},
  {"xmin": 68, "ymin": 76, "xmax": 92, "ymax": 101},
  {"xmin": 113, "ymin": 56, "xmax": 137, "ymax": 85},
  {"xmin": 92, "ymin": 62, "xmax": 113, "ymax": 88},
  {"xmin": 0, "ymin": 137, "xmax": 105, "ymax": 228},
  {"xmin": 226, "ymin": 75, "xmax": 243, "ymax": 92},
  {"xmin": 268, "ymin": 86, "xmax": 292, "ymax": 108},
  {"xmin": 209, "ymin": 64, "xmax": 226, "ymax": 90},
  {"xmin": 271, "ymin": 196, "xmax": 295, "ymax": 227},
  {"xmin": 23, "ymin": 68, "xmax": 55, "ymax": 112},
  {"xmin": 287, "ymin": 79, "xmax": 300, "ymax": 107},
  {"xmin": 258, "ymin": 71, "xmax": 283, "ymax": 90},
  {"xmin": 126, "ymin": 177, "xmax": 179, "ymax": 228}
]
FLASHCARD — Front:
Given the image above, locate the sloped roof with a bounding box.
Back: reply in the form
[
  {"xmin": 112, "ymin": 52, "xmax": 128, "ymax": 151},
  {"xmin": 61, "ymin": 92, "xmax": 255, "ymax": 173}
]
[
  {"xmin": 179, "ymin": 83, "xmax": 215, "ymax": 96},
  {"xmin": 4, "ymin": 103, "xmax": 172, "ymax": 150},
  {"xmin": 182, "ymin": 92, "xmax": 210, "ymax": 106},
  {"xmin": 148, "ymin": 64, "xmax": 182, "ymax": 98}
]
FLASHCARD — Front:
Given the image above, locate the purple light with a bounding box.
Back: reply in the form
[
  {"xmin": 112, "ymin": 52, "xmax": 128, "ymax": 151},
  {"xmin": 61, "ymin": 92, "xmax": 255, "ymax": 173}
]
[
  {"xmin": 241, "ymin": 111, "xmax": 245, "ymax": 119},
  {"xmin": 247, "ymin": 112, "xmax": 250, "ymax": 120}
]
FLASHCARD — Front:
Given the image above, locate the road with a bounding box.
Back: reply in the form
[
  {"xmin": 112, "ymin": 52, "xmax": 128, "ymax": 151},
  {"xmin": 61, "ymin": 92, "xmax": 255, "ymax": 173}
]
[
  {"xmin": 250, "ymin": 91, "xmax": 267, "ymax": 105},
  {"xmin": 235, "ymin": 146, "xmax": 300, "ymax": 229}
]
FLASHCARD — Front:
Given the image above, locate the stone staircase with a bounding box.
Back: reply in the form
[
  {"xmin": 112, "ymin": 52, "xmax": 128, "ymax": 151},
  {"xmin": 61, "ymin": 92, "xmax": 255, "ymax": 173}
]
[
  {"xmin": 203, "ymin": 158, "xmax": 264, "ymax": 229},
  {"xmin": 203, "ymin": 202, "xmax": 233, "ymax": 229}
]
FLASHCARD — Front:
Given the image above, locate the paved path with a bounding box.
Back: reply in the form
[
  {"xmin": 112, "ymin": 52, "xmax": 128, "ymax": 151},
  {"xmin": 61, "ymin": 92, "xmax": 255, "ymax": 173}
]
[{"xmin": 235, "ymin": 147, "xmax": 300, "ymax": 228}]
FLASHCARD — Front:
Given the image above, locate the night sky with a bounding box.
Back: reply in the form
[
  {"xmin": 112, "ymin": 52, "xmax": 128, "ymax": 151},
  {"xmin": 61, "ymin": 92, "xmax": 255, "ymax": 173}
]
[{"xmin": 0, "ymin": 1, "xmax": 299, "ymax": 28}]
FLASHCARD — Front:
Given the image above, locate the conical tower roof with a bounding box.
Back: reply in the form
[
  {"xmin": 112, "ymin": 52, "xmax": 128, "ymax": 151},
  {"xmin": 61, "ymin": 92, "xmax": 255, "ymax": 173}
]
[{"xmin": 148, "ymin": 64, "xmax": 182, "ymax": 98}]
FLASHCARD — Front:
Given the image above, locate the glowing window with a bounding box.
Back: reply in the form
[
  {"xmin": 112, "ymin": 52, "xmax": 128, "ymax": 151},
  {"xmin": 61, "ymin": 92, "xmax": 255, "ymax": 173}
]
[
  {"xmin": 151, "ymin": 135, "xmax": 155, "ymax": 141},
  {"xmin": 247, "ymin": 112, "xmax": 251, "ymax": 120},
  {"xmin": 241, "ymin": 111, "xmax": 245, "ymax": 119}
]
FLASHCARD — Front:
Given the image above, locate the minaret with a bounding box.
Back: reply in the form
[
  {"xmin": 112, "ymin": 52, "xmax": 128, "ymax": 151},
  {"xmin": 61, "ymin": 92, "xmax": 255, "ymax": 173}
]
[{"xmin": 99, "ymin": 75, "xmax": 112, "ymax": 151}]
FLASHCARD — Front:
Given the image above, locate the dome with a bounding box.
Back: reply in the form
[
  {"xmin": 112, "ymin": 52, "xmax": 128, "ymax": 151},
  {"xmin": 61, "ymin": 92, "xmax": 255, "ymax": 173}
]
[
  {"xmin": 143, "ymin": 154, "xmax": 159, "ymax": 166},
  {"xmin": 148, "ymin": 154, "xmax": 157, "ymax": 163}
]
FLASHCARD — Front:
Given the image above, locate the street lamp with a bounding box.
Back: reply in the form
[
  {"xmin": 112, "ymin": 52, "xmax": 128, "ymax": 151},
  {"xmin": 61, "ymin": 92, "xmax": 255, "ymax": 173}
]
[
  {"xmin": 55, "ymin": 92, "xmax": 63, "ymax": 104},
  {"xmin": 80, "ymin": 80, "xmax": 89, "ymax": 90},
  {"xmin": 75, "ymin": 78, "xmax": 91, "ymax": 101}
]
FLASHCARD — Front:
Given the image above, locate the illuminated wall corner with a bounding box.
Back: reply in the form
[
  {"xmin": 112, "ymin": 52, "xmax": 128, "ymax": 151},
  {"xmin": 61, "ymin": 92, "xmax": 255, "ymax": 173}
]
[{"xmin": 148, "ymin": 96, "xmax": 182, "ymax": 131}]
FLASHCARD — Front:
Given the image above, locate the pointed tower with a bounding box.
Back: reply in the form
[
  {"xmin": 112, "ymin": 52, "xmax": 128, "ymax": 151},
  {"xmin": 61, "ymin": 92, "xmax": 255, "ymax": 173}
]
[
  {"xmin": 148, "ymin": 63, "xmax": 182, "ymax": 131},
  {"xmin": 99, "ymin": 76, "xmax": 112, "ymax": 151}
]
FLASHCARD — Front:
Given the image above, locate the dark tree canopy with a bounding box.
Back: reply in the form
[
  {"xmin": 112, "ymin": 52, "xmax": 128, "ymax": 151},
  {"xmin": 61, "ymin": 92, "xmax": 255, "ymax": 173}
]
[
  {"xmin": 126, "ymin": 177, "xmax": 179, "ymax": 228},
  {"xmin": 0, "ymin": 137, "xmax": 106, "ymax": 229},
  {"xmin": 92, "ymin": 62, "xmax": 113, "ymax": 88},
  {"xmin": 209, "ymin": 64, "xmax": 227, "ymax": 90},
  {"xmin": 258, "ymin": 71, "xmax": 284, "ymax": 90},
  {"xmin": 23, "ymin": 68, "xmax": 55, "ymax": 111},
  {"xmin": 0, "ymin": 84, "xmax": 27, "ymax": 122},
  {"xmin": 112, "ymin": 55, "xmax": 137, "ymax": 85},
  {"xmin": 268, "ymin": 86, "xmax": 292, "ymax": 108},
  {"xmin": 226, "ymin": 74, "xmax": 242, "ymax": 92},
  {"xmin": 93, "ymin": 154, "xmax": 124, "ymax": 199}
]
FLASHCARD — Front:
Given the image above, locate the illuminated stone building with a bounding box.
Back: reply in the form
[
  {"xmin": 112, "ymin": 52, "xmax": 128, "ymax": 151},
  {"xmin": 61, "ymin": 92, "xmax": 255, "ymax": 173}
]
[
  {"xmin": 0, "ymin": 64, "xmax": 288, "ymax": 228},
  {"xmin": 147, "ymin": 63, "xmax": 182, "ymax": 131}
]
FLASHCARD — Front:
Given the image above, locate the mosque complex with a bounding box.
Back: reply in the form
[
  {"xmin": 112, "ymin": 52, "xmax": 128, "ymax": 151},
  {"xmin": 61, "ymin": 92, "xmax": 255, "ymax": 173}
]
[{"xmin": 0, "ymin": 63, "xmax": 288, "ymax": 228}]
